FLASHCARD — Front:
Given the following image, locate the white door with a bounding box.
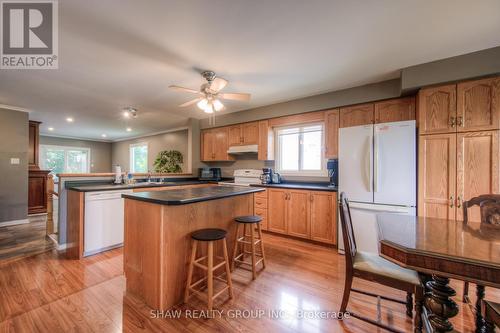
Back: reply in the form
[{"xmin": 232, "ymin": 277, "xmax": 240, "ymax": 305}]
[
  {"xmin": 373, "ymin": 120, "xmax": 416, "ymax": 206},
  {"xmin": 339, "ymin": 125, "xmax": 373, "ymax": 203}
]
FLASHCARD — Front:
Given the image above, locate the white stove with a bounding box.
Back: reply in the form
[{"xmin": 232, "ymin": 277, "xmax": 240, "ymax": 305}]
[{"xmin": 218, "ymin": 169, "xmax": 262, "ymax": 186}]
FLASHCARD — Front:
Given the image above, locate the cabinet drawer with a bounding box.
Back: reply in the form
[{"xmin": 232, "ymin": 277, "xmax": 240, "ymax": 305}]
[
  {"xmin": 255, "ymin": 196, "xmax": 268, "ymax": 208},
  {"xmin": 255, "ymin": 207, "xmax": 268, "ymax": 230},
  {"xmin": 255, "ymin": 189, "xmax": 268, "ymax": 198}
]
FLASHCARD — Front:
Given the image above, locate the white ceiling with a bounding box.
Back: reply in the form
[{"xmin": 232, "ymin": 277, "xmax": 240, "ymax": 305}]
[{"xmin": 1, "ymin": 0, "xmax": 500, "ymax": 141}]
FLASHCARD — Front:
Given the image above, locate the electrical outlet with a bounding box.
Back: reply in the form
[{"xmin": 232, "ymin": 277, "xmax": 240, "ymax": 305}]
[{"xmin": 10, "ymin": 158, "xmax": 20, "ymax": 165}]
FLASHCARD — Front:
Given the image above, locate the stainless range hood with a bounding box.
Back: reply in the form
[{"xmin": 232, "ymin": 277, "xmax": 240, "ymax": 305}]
[{"xmin": 227, "ymin": 145, "xmax": 258, "ymax": 154}]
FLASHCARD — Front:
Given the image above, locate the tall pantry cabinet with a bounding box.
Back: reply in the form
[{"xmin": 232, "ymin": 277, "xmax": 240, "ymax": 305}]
[{"xmin": 418, "ymin": 76, "xmax": 500, "ymax": 222}]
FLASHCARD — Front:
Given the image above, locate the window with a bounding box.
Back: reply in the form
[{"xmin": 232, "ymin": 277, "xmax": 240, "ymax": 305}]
[
  {"xmin": 275, "ymin": 123, "xmax": 326, "ymax": 176},
  {"xmin": 40, "ymin": 145, "xmax": 90, "ymax": 176},
  {"xmin": 130, "ymin": 142, "xmax": 148, "ymax": 173}
]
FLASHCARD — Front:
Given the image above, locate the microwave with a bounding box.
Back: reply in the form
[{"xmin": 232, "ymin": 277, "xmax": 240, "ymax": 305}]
[{"xmin": 198, "ymin": 168, "xmax": 222, "ymax": 181}]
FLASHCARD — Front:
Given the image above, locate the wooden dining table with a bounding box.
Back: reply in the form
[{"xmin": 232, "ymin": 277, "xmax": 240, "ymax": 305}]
[{"xmin": 377, "ymin": 214, "xmax": 500, "ymax": 333}]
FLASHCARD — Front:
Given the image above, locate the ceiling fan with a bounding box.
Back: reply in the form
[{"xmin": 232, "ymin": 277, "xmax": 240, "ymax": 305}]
[{"xmin": 169, "ymin": 71, "xmax": 251, "ymax": 114}]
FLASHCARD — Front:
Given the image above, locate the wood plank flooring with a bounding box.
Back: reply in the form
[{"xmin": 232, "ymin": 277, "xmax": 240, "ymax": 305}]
[
  {"xmin": 0, "ymin": 233, "xmax": 495, "ymax": 332},
  {"xmin": 0, "ymin": 218, "xmax": 55, "ymax": 265}
]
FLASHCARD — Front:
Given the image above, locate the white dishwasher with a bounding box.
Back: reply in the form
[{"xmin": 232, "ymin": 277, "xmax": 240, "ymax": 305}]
[{"xmin": 84, "ymin": 189, "xmax": 133, "ymax": 257}]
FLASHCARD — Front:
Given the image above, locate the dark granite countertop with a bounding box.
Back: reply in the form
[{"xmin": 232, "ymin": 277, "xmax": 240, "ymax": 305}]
[
  {"xmin": 67, "ymin": 180, "xmax": 215, "ymax": 192},
  {"xmin": 251, "ymin": 182, "xmax": 337, "ymax": 192},
  {"xmin": 122, "ymin": 185, "xmax": 264, "ymax": 205}
]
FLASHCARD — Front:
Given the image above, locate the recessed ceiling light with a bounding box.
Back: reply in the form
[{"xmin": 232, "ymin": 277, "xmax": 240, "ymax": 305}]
[
  {"xmin": 66, "ymin": 117, "xmax": 74, "ymax": 122},
  {"xmin": 48, "ymin": 127, "xmax": 54, "ymax": 131},
  {"xmin": 122, "ymin": 107, "xmax": 138, "ymax": 118},
  {"xmin": 101, "ymin": 134, "xmax": 107, "ymax": 138},
  {"xmin": 126, "ymin": 127, "xmax": 132, "ymax": 132}
]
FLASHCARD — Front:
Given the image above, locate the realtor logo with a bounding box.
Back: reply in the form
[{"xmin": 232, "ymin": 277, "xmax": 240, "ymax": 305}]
[{"xmin": 1, "ymin": 0, "xmax": 58, "ymax": 69}]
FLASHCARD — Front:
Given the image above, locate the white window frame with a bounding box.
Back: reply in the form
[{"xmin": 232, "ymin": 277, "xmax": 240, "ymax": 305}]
[
  {"xmin": 39, "ymin": 145, "xmax": 91, "ymax": 174},
  {"xmin": 129, "ymin": 142, "xmax": 149, "ymax": 173},
  {"xmin": 275, "ymin": 122, "xmax": 327, "ymax": 177}
]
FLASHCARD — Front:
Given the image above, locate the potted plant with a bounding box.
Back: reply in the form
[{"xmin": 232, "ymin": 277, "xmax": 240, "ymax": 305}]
[{"xmin": 153, "ymin": 150, "xmax": 183, "ymax": 173}]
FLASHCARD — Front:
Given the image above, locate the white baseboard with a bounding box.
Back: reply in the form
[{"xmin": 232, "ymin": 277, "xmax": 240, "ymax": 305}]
[
  {"xmin": 57, "ymin": 243, "xmax": 67, "ymax": 251},
  {"xmin": 0, "ymin": 218, "xmax": 29, "ymax": 227}
]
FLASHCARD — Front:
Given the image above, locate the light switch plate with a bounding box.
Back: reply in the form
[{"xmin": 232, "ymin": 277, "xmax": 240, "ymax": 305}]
[{"xmin": 10, "ymin": 158, "xmax": 20, "ymax": 165}]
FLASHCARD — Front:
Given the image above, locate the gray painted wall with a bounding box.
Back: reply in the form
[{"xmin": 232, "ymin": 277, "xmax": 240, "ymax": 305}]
[
  {"xmin": 401, "ymin": 46, "xmax": 500, "ymax": 92},
  {"xmin": 0, "ymin": 108, "xmax": 28, "ymax": 224},
  {"xmin": 40, "ymin": 136, "xmax": 113, "ymax": 173},
  {"xmin": 111, "ymin": 129, "xmax": 189, "ymax": 173}
]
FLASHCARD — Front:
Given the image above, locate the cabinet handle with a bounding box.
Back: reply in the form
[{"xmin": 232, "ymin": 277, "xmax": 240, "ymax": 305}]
[
  {"xmin": 457, "ymin": 196, "xmax": 462, "ymax": 208},
  {"xmin": 450, "ymin": 117, "xmax": 456, "ymax": 127},
  {"xmin": 457, "ymin": 116, "xmax": 463, "ymax": 127},
  {"xmin": 449, "ymin": 195, "xmax": 454, "ymax": 208}
]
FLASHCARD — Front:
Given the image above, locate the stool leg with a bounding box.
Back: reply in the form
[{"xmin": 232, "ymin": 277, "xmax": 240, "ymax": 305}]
[
  {"xmin": 242, "ymin": 224, "xmax": 248, "ymax": 262},
  {"xmin": 257, "ymin": 223, "xmax": 266, "ymax": 269},
  {"xmin": 207, "ymin": 241, "xmax": 214, "ymax": 311},
  {"xmin": 231, "ymin": 224, "xmax": 240, "ymax": 272},
  {"xmin": 250, "ymin": 225, "xmax": 257, "ymax": 280},
  {"xmin": 222, "ymin": 238, "xmax": 233, "ymax": 298},
  {"xmin": 184, "ymin": 240, "xmax": 197, "ymax": 303}
]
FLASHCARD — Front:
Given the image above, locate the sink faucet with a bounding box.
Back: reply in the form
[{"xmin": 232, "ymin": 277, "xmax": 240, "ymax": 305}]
[{"xmin": 147, "ymin": 171, "xmax": 152, "ymax": 183}]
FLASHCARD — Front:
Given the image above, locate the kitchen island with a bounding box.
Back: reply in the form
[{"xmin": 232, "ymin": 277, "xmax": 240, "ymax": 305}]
[{"xmin": 122, "ymin": 185, "xmax": 264, "ymax": 310}]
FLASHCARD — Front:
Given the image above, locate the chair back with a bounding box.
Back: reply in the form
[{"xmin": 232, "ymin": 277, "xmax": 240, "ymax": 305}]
[
  {"xmin": 338, "ymin": 192, "xmax": 357, "ymax": 268},
  {"xmin": 463, "ymin": 194, "xmax": 500, "ymax": 225}
]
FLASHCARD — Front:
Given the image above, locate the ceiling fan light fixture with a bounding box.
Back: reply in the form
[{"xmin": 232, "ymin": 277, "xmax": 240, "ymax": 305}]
[
  {"xmin": 213, "ymin": 99, "xmax": 224, "ymax": 112},
  {"xmin": 203, "ymin": 101, "xmax": 214, "ymax": 114},
  {"xmin": 197, "ymin": 98, "xmax": 208, "ymax": 110}
]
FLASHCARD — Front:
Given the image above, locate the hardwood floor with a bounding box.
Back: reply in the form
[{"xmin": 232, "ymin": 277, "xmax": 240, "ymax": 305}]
[
  {"xmin": 0, "ymin": 217, "xmax": 55, "ymax": 265},
  {"xmin": 0, "ymin": 233, "xmax": 494, "ymax": 332}
]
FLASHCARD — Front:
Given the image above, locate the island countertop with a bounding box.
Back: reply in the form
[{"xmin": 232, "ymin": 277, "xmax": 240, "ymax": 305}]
[{"xmin": 122, "ymin": 185, "xmax": 264, "ymax": 205}]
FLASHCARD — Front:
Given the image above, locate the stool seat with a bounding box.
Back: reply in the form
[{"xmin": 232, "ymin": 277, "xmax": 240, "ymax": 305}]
[
  {"xmin": 191, "ymin": 228, "xmax": 227, "ymax": 241},
  {"xmin": 234, "ymin": 215, "xmax": 262, "ymax": 224}
]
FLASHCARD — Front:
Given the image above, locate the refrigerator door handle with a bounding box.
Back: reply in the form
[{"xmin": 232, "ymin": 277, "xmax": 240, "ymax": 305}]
[
  {"xmin": 364, "ymin": 136, "xmax": 372, "ymax": 192},
  {"xmin": 374, "ymin": 129, "xmax": 379, "ymax": 193}
]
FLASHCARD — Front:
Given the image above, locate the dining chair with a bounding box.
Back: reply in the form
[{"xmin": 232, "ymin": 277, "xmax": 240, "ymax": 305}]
[
  {"xmin": 462, "ymin": 195, "xmax": 500, "ymax": 331},
  {"xmin": 338, "ymin": 192, "xmax": 424, "ymax": 333}
]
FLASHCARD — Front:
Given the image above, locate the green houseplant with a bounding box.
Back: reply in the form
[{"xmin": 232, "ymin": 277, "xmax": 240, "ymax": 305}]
[{"xmin": 153, "ymin": 150, "xmax": 183, "ymax": 173}]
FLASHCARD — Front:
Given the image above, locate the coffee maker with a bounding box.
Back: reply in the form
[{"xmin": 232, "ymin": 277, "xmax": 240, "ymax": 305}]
[
  {"xmin": 260, "ymin": 168, "xmax": 273, "ymax": 184},
  {"xmin": 326, "ymin": 159, "xmax": 338, "ymax": 188}
]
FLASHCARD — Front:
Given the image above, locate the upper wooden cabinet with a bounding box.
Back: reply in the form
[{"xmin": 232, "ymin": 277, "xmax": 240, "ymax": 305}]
[
  {"xmin": 457, "ymin": 77, "xmax": 500, "ymax": 132},
  {"xmin": 200, "ymin": 127, "xmax": 232, "ymax": 161},
  {"xmin": 418, "ymin": 134, "xmax": 457, "ymax": 220},
  {"xmin": 324, "ymin": 109, "xmax": 339, "ymax": 158},
  {"xmin": 258, "ymin": 120, "xmax": 273, "ymax": 161},
  {"xmin": 227, "ymin": 121, "xmax": 259, "ymax": 146},
  {"xmin": 418, "ymin": 84, "xmax": 457, "ymax": 135},
  {"xmin": 339, "ymin": 103, "xmax": 374, "ymax": 128},
  {"xmin": 374, "ymin": 97, "xmax": 416, "ymax": 124},
  {"xmin": 29, "ymin": 121, "xmax": 41, "ymax": 169}
]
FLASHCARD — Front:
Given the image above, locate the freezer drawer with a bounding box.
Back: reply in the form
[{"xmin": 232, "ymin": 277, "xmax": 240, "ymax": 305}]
[{"xmin": 338, "ymin": 202, "xmax": 415, "ymax": 254}]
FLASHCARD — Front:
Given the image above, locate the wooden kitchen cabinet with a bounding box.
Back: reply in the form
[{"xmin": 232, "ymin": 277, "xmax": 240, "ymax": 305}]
[
  {"xmin": 287, "ymin": 190, "xmax": 310, "ymax": 238},
  {"xmin": 200, "ymin": 128, "xmax": 232, "ymax": 161},
  {"xmin": 418, "ymin": 134, "xmax": 457, "ymax": 220},
  {"xmin": 418, "ymin": 84, "xmax": 457, "ymax": 134},
  {"xmin": 258, "ymin": 120, "xmax": 273, "ymax": 161},
  {"xmin": 28, "ymin": 121, "xmax": 41, "ymax": 169},
  {"xmin": 374, "ymin": 97, "xmax": 416, "ymax": 124},
  {"xmin": 310, "ymin": 191, "xmax": 337, "ymax": 244},
  {"xmin": 455, "ymin": 130, "xmax": 499, "ymax": 222},
  {"xmin": 339, "ymin": 103, "xmax": 374, "ymax": 128},
  {"xmin": 227, "ymin": 122, "xmax": 259, "ymax": 146},
  {"xmin": 268, "ymin": 189, "xmax": 288, "ymax": 234},
  {"xmin": 457, "ymin": 77, "xmax": 500, "ymax": 132},
  {"xmin": 28, "ymin": 169, "xmax": 50, "ymax": 214},
  {"xmin": 324, "ymin": 109, "xmax": 339, "ymax": 158},
  {"xmin": 254, "ymin": 189, "xmax": 269, "ymax": 230}
]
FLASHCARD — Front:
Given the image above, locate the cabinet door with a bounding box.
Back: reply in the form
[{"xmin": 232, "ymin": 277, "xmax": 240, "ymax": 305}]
[
  {"xmin": 201, "ymin": 130, "xmax": 214, "ymax": 161},
  {"xmin": 324, "ymin": 109, "xmax": 339, "ymax": 158},
  {"xmin": 268, "ymin": 189, "xmax": 288, "ymax": 234},
  {"xmin": 456, "ymin": 130, "xmax": 499, "ymax": 222},
  {"xmin": 457, "ymin": 77, "xmax": 500, "ymax": 132},
  {"xmin": 339, "ymin": 103, "xmax": 374, "ymax": 128},
  {"xmin": 28, "ymin": 121, "xmax": 40, "ymax": 169},
  {"xmin": 418, "ymin": 85, "xmax": 457, "ymax": 134},
  {"xmin": 374, "ymin": 97, "xmax": 416, "ymax": 124},
  {"xmin": 242, "ymin": 122, "xmax": 259, "ymax": 145},
  {"xmin": 310, "ymin": 191, "xmax": 337, "ymax": 245},
  {"xmin": 28, "ymin": 173, "xmax": 48, "ymax": 214},
  {"xmin": 418, "ymin": 134, "xmax": 456, "ymax": 220},
  {"xmin": 213, "ymin": 128, "xmax": 231, "ymax": 161},
  {"xmin": 258, "ymin": 120, "xmax": 273, "ymax": 161},
  {"xmin": 228, "ymin": 125, "xmax": 242, "ymax": 146},
  {"xmin": 287, "ymin": 190, "xmax": 310, "ymax": 239}
]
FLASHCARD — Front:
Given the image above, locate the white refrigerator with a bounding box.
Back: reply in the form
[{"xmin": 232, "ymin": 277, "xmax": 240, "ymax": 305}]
[{"xmin": 338, "ymin": 120, "xmax": 416, "ymax": 254}]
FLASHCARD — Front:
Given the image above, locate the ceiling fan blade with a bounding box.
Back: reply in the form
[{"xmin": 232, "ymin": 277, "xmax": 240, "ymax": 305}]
[
  {"xmin": 209, "ymin": 77, "xmax": 228, "ymax": 93},
  {"xmin": 169, "ymin": 85, "xmax": 200, "ymax": 94},
  {"xmin": 179, "ymin": 97, "xmax": 203, "ymax": 107},
  {"xmin": 219, "ymin": 92, "xmax": 251, "ymax": 101}
]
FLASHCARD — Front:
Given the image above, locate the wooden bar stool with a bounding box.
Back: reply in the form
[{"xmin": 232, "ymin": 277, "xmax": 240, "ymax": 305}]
[
  {"xmin": 184, "ymin": 228, "xmax": 233, "ymax": 311},
  {"xmin": 231, "ymin": 215, "xmax": 266, "ymax": 280}
]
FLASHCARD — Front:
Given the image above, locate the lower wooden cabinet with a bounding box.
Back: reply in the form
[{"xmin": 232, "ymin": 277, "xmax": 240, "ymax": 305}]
[
  {"xmin": 267, "ymin": 188, "xmax": 337, "ymax": 245},
  {"xmin": 254, "ymin": 189, "xmax": 269, "ymax": 230},
  {"xmin": 28, "ymin": 169, "xmax": 50, "ymax": 214}
]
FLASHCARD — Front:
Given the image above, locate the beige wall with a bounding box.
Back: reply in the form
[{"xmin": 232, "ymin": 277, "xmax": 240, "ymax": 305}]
[
  {"xmin": 0, "ymin": 108, "xmax": 28, "ymax": 223},
  {"xmin": 111, "ymin": 129, "xmax": 189, "ymax": 173},
  {"xmin": 40, "ymin": 136, "xmax": 113, "ymax": 173}
]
